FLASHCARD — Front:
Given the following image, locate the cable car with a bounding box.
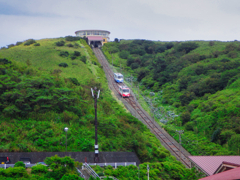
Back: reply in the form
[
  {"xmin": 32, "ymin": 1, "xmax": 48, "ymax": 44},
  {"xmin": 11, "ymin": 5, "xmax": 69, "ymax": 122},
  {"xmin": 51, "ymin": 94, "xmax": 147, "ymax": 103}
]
[
  {"xmin": 119, "ymin": 85, "xmax": 130, "ymax": 97},
  {"xmin": 114, "ymin": 73, "xmax": 123, "ymax": 83}
]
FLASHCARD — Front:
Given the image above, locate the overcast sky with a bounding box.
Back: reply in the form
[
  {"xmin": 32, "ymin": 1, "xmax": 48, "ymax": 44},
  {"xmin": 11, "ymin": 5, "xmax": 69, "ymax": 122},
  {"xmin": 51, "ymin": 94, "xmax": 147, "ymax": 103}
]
[{"xmin": 1, "ymin": 0, "xmax": 240, "ymax": 47}]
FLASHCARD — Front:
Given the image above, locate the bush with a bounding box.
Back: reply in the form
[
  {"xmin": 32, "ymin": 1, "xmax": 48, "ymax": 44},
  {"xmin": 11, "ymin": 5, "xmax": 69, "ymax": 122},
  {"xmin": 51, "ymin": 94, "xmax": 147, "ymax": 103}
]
[
  {"xmin": 80, "ymin": 56, "xmax": 87, "ymax": 63},
  {"xmin": 14, "ymin": 161, "xmax": 25, "ymax": 168},
  {"xmin": 65, "ymin": 36, "xmax": 81, "ymax": 41},
  {"xmin": 211, "ymin": 128, "xmax": 221, "ymax": 142},
  {"xmin": 59, "ymin": 63, "xmax": 68, "ymax": 67},
  {"xmin": 67, "ymin": 43, "xmax": 74, "ymax": 47},
  {"xmin": 119, "ymin": 51, "xmax": 129, "ymax": 59},
  {"xmin": 59, "ymin": 51, "xmax": 69, "ymax": 57},
  {"xmin": 16, "ymin": 41, "xmax": 23, "ymax": 46},
  {"xmin": 185, "ymin": 121, "xmax": 194, "ymax": 131},
  {"xmin": 3, "ymin": 167, "xmax": 29, "ymax": 178},
  {"xmin": 228, "ymin": 51, "xmax": 238, "ymax": 58},
  {"xmin": 70, "ymin": 55, "xmax": 77, "ymax": 60},
  {"xmin": 34, "ymin": 43, "xmax": 40, "ymax": 46},
  {"xmin": 176, "ymin": 42, "xmax": 199, "ymax": 53},
  {"xmin": 0, "ymin": 58, "xmax": 12, "ymax": 64},
  {"xmin": 209, "ymin": 41, "xmax": 215, "ymax": 46},
  {"xmin": 74, "ymin": 51, "xmax": 81, "ymax": 56},
  {"xmin": 31, "ymin": 164, "xmax": 48, "ymax": 174},
  {"xmin": 180, "ymin": 111, "xmax": 191, "ymax": 124},
  {"xmin": 24, "ymin": 39, "xmax": 36, "ymax": 46},
  {"xmin": 69, "ymin": 78, "xmax": 80, "ymax": 85},
  {"xmin": 7, "ymin": 44, "xmax": 15, "ymax": 48},
  {"xmin": 56, "ymin": 40, "xmax": 65, "ymax": 46}
]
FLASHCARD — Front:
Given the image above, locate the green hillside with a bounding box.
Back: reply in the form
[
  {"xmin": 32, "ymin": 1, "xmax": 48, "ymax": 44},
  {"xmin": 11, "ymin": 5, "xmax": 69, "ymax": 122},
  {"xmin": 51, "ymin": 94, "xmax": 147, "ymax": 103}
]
[{"xmin": 102, "ymin": 40, "xmax": 240, "ymax": 156}]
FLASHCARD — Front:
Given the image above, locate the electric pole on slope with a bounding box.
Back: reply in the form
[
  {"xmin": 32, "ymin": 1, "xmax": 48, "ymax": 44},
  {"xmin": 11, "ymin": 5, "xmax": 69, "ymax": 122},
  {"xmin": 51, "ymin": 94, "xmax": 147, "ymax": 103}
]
[
  {"xmin": 91, "ymin": 87, "xmax": 100, "ymax": 163},
  {"xmin": 176, "ymin": 130, "xmax": 184, "ymax": 160},
  {"xmin": 147, "ymin": 164, "xmax": 150, "ymax": 180}
]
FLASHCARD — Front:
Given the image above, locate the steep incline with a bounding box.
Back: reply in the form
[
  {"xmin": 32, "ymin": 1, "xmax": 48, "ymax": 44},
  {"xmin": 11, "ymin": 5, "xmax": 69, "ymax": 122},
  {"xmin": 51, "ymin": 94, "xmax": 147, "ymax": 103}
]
[{"xmin": 93, "ymin": 48, "xmax": 192, "ymax": 168}]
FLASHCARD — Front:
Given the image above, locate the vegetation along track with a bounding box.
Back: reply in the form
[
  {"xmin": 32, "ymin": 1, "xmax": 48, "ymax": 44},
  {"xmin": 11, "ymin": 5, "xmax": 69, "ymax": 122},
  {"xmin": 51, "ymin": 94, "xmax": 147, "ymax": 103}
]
[{"xmin": 93, "ymin": 48, "xmax": 191, "ymax": 168}]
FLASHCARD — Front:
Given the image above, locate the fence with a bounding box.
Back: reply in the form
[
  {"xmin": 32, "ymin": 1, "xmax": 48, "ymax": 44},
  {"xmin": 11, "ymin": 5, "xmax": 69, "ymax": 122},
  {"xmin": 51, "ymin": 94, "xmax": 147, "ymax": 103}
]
[{"xmin": 88, "ymin": 162, "xmax": 136, "ymax": 168}]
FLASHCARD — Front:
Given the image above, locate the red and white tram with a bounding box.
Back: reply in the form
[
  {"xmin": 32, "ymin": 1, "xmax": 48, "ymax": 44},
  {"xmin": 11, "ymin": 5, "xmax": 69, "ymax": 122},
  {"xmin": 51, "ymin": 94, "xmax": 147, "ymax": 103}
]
[{"xmin": 119, "ymin": 85, "xmax": 130, "ymax": 97}]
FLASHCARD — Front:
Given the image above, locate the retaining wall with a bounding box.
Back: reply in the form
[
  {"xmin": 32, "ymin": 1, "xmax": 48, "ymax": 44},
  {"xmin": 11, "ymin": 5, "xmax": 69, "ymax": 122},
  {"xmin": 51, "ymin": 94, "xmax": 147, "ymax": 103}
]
[{"xmin": 0, "ymin": 152, "xmax": 141, "ymax": 165}]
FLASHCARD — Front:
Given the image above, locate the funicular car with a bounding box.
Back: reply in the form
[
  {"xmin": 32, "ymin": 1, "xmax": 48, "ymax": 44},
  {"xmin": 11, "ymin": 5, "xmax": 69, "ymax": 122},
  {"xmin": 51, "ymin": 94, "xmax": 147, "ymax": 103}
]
[
  {"xmin": 119, "ymin": 85, "xmax": 130, "ymax": 97},
  {"xmin": 114, "ymin": 73, "xmax": 124, "ymax": 83}
]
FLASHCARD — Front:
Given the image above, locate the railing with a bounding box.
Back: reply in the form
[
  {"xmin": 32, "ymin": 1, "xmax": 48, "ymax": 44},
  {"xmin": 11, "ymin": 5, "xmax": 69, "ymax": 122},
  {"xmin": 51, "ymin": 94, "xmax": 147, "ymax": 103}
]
[
  {"xmin": 0, "ymin": 164, "xmax": 37, "ymax": 169},
  {"xmin": 88, "ymin": 162, "xmax": 136, "ymax": 168},
  {"xmin": 76, "ymin": 168, "xmax": 85, "ymax": 178},
  {"xmin": 83, "ymin": 162, "xmax": 100, "ymax": 179}
]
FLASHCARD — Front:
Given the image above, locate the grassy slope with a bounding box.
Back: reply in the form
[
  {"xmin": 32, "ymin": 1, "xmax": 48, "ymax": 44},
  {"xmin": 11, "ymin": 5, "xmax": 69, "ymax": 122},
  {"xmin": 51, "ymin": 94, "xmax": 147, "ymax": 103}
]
[
  {"xmin": 0, "ymin": 38, "xmax": 179, "ymax": 163},
  {"xmin": 0, "ymin": 38, "xmax": 94, "ymax": 84},
  {"xmin": 0, "ymin": 38, "xmax": 201, "ymax": 179}
]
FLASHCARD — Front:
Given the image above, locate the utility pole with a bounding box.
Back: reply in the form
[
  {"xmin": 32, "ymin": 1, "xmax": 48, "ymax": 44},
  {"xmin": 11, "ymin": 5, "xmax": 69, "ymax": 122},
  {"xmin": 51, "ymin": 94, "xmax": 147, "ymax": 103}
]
[
  {"xmin": 147, "ymin": 164, "xmax": 149, "ymax": 180},
  {"xmin": 91, "ymin": 87, "xmax": 100, "ymax": 163},
  {"xmin": 176, "ymin": 130, "xmax": 184, "ymax": 160}
]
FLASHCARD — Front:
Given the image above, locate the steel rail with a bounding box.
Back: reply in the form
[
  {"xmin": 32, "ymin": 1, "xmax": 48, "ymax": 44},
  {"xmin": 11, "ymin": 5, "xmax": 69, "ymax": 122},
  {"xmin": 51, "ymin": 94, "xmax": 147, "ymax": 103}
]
[{"xmin": 92, "ymin": 48, "xmax": 191, "ymax": 168}]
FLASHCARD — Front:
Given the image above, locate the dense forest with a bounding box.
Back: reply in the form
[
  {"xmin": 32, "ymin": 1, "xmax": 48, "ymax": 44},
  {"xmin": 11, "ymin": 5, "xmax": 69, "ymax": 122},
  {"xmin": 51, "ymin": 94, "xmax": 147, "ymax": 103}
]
[
  {"xmin": 102, "ymin": 39, "xmax": 240, "ymax": 156},
  {"xmin": 0, "ymin": 37, "xmax": 200, "ymax": 179}
]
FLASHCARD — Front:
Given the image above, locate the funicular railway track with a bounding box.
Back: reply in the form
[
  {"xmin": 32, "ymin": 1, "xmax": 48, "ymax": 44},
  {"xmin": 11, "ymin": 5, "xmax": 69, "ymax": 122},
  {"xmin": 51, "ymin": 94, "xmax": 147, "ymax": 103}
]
[{"xmin": 93, "ymin": 48, "xmax": 191, "ymax": 168}]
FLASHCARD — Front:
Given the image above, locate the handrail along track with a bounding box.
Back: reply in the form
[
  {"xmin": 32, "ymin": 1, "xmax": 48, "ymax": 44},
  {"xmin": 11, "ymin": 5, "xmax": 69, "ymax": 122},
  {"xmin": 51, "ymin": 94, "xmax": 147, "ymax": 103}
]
[{"xmin": 93, "ymin": 48, "xmax": 191, "ymax": 168}]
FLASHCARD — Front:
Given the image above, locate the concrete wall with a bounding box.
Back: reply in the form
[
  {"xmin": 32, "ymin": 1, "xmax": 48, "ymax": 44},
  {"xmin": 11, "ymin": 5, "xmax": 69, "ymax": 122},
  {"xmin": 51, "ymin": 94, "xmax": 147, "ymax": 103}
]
[{"xmin": 0, "ymin": 152, "xmax": 141, "ymax": 165}]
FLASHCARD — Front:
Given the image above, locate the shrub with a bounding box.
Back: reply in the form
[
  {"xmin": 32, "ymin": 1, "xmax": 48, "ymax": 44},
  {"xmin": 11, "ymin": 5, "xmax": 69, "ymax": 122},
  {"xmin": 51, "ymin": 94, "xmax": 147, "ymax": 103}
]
[
  {"xmin": 14, "ymin": 161, "xmax": 25, "ymax": 168},
  {"xmin": 70, "ymin": 55, "xmax": 77, "ymax": 60},
  {"xmin": 211, "ymin": 128, "xmax": 221, "ymax": 142},
  {"xmin": 7, "ymin": 44, "xmax": 15, "ymax": 48},
  {"xmin": 225, "ymin": 43, "xmax": 237, "ymax": 53},
  {"xmin": 59, "ymin": 63, "xmax": 68, "ymax": 67},
  {"xmin": 67, "ymin": 43, "xmax": 74, "ymax": 47},
  {"xmin": 3, "ymin": 167, "xmax": 29, "ymax": 178},
  {"xmin": 228, "ymin": 134, "xmax": 240, "ymax": 153},
  {"xmin": 180, "ymin": 111, "xmax": 191, "ymax": 124},
  {"xmin": 56, "ymin": 40, "xmax": 65, "ymax": 46},
  {"xmin": 220, "ymin": 58, "xmax": 230, "ymax": 63},
  {"xmin": 31, "ymin": 164, "xmax": 48, "ymax": 174},
  {"xmin": 0, "ymin": 58, "xmax": 12, "ymax": 64},
  {"xmin": 119, "ymin": 51, "xmax": 129, "ymax": 59},
  {"xmin": 65, "ymin": 36, "xmax": 81, "ymax": 41},
  {"xmin": 72, "ymin": 63, "xmax": 78, "ymax": 65},
  {"xmin": 16, "ymin": 41, "xmax": 23, "ymax": 46},
  {"xmin": 185, "ymin": 121, "xmax": 194, "ymax": 131},
  {"xmin": 34, "ymin": 43, "xmax": 40, "ymax": 46},
  {"xmin": 130, "ymin": 62, "xmax": 139, "ymax": 69},
  {"xmin": 80, "ymin": 56, "xmax": 87, "ymax": 63},
  {"xmin": 69, "ymin": 78, "xmax": 80, "ymax": 85},
  {"xmin": 165, "ymin": 42, "xmax": 174, "ymax": 49},
  {"xmin": 24, "ymin": 39, "xmax": 36, "ymax": 46},
  {"xmin": 212, "ymin": 50, "xmax": 220, "ymax": 58},
  {"xmin": 176, "ymin": 42, "xmax": 199, "ymax": 53},
  {"xmin": 209, "ymin": 41, "xmax": 215, "ymax": 46},
  {"xmin": 59, "ymin": 51, "xmax": 69, "ymax": 57},
  {"xmin": 74, "ymin": 43, "xmax": 80, "ymax": 48},
  {"xmin": 228, "ymin": 51, "xmax": 238, "ymax": 58},
  {"xmin": 74, "ymin": 51, "xmax": 81, "ymax": 56}
]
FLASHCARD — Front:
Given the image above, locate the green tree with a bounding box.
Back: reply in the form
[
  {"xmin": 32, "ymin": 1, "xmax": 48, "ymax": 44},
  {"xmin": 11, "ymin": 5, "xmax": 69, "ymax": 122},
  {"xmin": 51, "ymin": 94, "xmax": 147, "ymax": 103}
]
[{"xmin": 14, "ymin": 161, "xmax": 25, "ymax": 168}]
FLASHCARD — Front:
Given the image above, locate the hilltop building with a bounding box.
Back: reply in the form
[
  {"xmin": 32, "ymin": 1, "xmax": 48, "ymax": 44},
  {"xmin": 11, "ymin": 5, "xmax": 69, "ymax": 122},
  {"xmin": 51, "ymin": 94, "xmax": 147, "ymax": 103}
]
[{"xmin": 75, "ymin": 30, "xmax": 110, "ymax": 47}]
